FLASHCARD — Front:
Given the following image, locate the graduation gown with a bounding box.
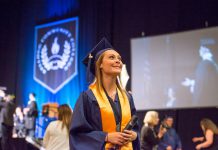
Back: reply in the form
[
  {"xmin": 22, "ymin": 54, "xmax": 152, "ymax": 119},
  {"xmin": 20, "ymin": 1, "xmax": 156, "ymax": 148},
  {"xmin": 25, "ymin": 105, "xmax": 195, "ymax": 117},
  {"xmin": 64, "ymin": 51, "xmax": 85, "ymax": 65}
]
[
  {"xmin": 193, "ymin": 60, "xmax": 218, "ymax": 106},
  {"xmin": 70, "ymin": 90, "xmax": 140, "ymax": 150},
  {"xmin": 24, "ymin": 100, "xmax": 38, "ymax": 130}
]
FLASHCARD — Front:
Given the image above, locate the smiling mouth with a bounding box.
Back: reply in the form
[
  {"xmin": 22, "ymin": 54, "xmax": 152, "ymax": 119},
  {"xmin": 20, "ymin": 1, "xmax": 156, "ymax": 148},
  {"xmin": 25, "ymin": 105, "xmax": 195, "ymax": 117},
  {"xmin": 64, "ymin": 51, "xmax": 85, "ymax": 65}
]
[{"xmin": 113, "ymin": 66, "xmax": 121, "ymax": 69}]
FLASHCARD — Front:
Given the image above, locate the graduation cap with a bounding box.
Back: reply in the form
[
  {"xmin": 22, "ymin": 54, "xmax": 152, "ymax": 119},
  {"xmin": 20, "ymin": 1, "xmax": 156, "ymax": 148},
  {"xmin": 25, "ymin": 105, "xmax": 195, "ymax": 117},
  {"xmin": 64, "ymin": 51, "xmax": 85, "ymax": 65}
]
[{"xmin": 83, "ymin": 37, "xmax": 114, "ymax": 83}]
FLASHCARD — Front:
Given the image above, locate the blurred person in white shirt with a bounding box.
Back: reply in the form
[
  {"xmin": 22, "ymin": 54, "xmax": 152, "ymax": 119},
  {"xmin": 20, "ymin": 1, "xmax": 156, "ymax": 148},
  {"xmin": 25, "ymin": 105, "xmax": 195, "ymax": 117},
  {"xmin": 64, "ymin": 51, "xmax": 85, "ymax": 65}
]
[{"xmin": 43, "ymin": 104, "xmax": 72, "ymax": 150}]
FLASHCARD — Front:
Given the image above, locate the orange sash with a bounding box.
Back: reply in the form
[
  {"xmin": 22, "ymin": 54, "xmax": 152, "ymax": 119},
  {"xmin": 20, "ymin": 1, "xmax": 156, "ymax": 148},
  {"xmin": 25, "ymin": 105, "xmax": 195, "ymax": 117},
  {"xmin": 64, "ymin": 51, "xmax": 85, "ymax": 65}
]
[{"xmin": 89, "ymin": 83, "xmax": 133, "ymax": 150}]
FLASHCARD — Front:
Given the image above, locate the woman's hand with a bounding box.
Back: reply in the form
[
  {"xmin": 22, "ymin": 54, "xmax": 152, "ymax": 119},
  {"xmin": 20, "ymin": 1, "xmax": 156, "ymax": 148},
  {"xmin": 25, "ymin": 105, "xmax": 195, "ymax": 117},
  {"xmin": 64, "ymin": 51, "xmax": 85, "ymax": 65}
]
[
  {"xmin": 107, "ymin": 130, "xmax": 137, "ymax": 146},
  {"xmin": 107, "ymin": 132, "xmax": 126, "ymax": 146},
  {"xmin": 122, "ymin": 130, "xmax": 137, "ymax": 142},
  {"xmin": 192, "ymin": 137, "xmax": 199, "ymax": 142},
  {"xmin": 192, "ymin": 137, "xmax": 204, "ymax": 143},
  {"xmin": 196, "ymin": 144, "xmax": 201, "ymax": 150},
  {"xmin": 157, "ymin": 126, "xmax": 167, "ymax": 138}
]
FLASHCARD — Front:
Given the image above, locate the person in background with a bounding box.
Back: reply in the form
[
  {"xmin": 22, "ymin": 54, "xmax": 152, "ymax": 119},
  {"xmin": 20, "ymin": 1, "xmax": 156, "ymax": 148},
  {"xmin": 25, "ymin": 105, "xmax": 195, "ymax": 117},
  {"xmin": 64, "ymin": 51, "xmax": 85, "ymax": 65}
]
[
  {"xmin": 0, "ymin": 89, "xmax": 6, "ymax": 138},
  {"xmin": 43, "ymin": 104, "xmax": 73, "ymax": 150},
  {"xmin": 0, "ymin": 90, "xmax": 5, "ymax": 101},
  {"xmin": 182, "ymin": 45, "xmax": 218, "ymax": 106},
  {"xmin": 192, "ymin": 118, "xmax": 218, "ymax": 150},
  {"xmin": 140, "ymin": 111, "xmax": 167, "ymax": 150},
  {"xmin": 158, "ymin": 116, "xmax": 182, "ymax": 150},
  {"xmin": 23, "ymin": 92, "xmax": 38, "ymax": 137},
  {"xmin": 0, "ymin": 94, "xmax": 16, "ymax": 150},
  {"xmin": 13, "ymin": 106, "xmax": 25, "ymax": 138},
  {"xmin": 70, "ymin": 37, "xmax": 140, "ymax": 150}
]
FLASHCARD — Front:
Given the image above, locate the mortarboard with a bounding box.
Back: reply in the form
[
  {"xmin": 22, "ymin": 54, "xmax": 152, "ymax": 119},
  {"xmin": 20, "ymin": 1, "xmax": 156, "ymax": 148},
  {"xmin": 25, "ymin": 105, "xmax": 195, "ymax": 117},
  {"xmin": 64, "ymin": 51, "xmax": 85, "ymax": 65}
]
[{"xmin": 83, "ymin": 37, "xmax": 114, "ymax": 83}]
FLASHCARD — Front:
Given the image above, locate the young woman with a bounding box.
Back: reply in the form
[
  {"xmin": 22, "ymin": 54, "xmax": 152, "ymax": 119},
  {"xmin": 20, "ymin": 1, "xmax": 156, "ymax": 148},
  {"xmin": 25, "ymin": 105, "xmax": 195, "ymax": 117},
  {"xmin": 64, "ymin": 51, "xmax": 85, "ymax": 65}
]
[
  {"xmin": 140, "ymin": 111, "xmax": 167, "ymax": 150},
  {"xmin": 43, "ymin": 104, "xmax": 73, "ymax": 150},
  {"xmin": 192, "ymin": 118, "xmax": 218, "ymax": 150},
  {"xmin": 70, "ymin": 38, "xmax": 140, "ymax": 150}
]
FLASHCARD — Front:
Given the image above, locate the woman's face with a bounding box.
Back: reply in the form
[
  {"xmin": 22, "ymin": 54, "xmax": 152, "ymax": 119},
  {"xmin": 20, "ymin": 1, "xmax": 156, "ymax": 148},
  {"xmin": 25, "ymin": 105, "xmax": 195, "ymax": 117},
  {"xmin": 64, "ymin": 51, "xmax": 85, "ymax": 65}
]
[
  {"xmin": 100, "ymin": 50, "xmax": 123, "ymax": 76},
  {"xmin": 154, "ymin": 116, "xmax": 160, "ymax": 126}
]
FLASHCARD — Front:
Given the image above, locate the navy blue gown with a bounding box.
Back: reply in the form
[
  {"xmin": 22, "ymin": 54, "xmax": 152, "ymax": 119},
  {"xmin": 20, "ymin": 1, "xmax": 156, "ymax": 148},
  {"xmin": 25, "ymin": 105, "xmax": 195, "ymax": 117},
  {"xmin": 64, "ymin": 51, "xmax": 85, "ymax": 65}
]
[{"xmin": 70, "ymin": 90, "xmax": 140, "ymax": 150}]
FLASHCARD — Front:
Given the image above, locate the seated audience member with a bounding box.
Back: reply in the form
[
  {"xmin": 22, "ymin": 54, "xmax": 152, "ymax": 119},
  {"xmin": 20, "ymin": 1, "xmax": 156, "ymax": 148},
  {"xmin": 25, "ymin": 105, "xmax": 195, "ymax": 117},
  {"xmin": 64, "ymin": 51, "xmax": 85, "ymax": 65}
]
[
  {"xmin": 13, "ymin": 106, "xmax": 25, "ymax": 138},
  {"xmin": 141, "ymin": 111, "xmax": 167, "ymax": 150},
  {"xmin": 43, "ymin": 104, "xmax": 72, "ymax": 150},
  {"xmin": 158, "ymin": 116, "xmax": 182, "ymax": 150},
  {"xmin": 192, "ymin": 118, "xmax": 218, "ymax": 150}
]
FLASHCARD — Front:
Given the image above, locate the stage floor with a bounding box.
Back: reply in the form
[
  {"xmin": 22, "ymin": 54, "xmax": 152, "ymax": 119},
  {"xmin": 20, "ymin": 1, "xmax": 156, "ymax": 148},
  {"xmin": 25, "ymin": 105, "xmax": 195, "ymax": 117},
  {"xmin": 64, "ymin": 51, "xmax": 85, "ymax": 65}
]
[{"xmin": 0, "ymin": 138, "xmax": 39, "ymax": 150}]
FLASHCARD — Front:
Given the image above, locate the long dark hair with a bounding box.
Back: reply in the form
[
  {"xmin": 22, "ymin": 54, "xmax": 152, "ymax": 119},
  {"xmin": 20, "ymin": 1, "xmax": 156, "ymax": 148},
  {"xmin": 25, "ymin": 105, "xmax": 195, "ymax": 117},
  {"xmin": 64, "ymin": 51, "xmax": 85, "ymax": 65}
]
[{"xmin": 58, "ymin": 104, "xmax": 73, "ymax": 134}]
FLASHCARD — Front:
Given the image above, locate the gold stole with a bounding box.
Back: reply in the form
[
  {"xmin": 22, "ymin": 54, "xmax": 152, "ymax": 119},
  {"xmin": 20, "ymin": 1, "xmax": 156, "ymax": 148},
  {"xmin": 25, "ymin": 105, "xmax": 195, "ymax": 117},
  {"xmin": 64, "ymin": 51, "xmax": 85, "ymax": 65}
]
[{"xmin": 89, "ymin": 83, "xmax": 133, "ymax": 150}]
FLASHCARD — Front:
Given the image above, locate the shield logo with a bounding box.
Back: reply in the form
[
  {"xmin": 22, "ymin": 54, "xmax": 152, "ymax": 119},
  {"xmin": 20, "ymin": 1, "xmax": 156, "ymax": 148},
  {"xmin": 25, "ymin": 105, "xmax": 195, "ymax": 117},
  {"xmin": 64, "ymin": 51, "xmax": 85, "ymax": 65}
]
[{"xmin": 34, "ymin": 17, "xmax": 79, "ymax": 93}]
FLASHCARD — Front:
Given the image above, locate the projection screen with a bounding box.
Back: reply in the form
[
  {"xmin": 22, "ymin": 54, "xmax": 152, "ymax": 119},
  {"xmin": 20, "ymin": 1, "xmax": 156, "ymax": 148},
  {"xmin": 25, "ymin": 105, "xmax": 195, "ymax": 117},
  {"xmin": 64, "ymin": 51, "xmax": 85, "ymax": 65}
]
[{"xmin": 131, "ymin": 27, "xmax": 218, "ymax": 110}]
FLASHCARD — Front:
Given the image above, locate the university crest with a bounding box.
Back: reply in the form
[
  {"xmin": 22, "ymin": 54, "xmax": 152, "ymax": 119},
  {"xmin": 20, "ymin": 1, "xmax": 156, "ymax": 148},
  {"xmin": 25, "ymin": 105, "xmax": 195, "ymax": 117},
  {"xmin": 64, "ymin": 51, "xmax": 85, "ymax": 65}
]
[{"xmin": 34, "ymin": 17, "xmax": 79, "ymax": 93}]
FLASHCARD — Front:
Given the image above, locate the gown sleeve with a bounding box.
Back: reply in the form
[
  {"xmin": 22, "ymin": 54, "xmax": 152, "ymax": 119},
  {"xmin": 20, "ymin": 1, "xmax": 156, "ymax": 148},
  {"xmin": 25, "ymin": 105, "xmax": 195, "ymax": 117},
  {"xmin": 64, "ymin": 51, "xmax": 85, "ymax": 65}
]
[
  {"xmin": 127, "ymin": 93, "xmax": 140, "ymax": 150},
  {"xmin": 69, "ymin": 91, "xmax": 107, "ymax": 150}
]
